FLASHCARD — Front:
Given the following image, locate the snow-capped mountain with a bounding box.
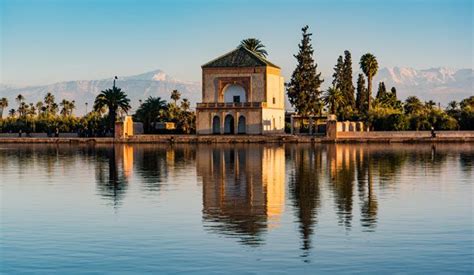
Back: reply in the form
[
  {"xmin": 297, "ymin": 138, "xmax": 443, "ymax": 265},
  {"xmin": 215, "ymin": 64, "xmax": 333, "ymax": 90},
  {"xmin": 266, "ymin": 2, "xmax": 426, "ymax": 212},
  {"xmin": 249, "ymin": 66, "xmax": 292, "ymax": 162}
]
[
  {"xmin": 0, "ymin": 70, "xmax": 201, "ymax": 115},
  {"xmin": 1, "ymin": 67, "xmax": 472, "ymax": 115},
  {"xmin": 373, "ymin": 67, "xmax": 473, "ymax": 104}
]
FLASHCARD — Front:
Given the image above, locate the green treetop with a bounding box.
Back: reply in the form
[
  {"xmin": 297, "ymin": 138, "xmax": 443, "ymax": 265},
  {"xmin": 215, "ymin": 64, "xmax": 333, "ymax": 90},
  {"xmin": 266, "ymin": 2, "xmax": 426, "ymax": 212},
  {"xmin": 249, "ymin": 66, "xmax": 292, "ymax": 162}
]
[{"xmin": 287, "ymin": 25, "xmax": 324, "ymax": 116}]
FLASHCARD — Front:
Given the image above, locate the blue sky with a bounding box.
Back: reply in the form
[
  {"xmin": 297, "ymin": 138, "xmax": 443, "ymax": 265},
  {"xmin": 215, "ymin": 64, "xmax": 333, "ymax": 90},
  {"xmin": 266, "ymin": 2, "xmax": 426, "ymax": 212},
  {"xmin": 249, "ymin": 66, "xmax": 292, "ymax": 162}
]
[{"xmin": 1, "ymin": 0, "xmax": 472, "ymax": 86}]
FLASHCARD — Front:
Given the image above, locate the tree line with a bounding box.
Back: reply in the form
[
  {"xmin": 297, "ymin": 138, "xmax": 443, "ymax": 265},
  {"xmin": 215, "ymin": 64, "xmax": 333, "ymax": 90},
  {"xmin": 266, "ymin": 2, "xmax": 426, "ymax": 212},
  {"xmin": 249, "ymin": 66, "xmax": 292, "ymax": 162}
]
[
  {"xmin": 1, "ymin": 27, "xmax": 473, "ymax": 134},
  {"xmin": 286, "ymin": 25, "xmax": 473, "ymax": 130},
  {"xmin": 0, "ymin": 88, "xmax": 195, "ymax": 135}
]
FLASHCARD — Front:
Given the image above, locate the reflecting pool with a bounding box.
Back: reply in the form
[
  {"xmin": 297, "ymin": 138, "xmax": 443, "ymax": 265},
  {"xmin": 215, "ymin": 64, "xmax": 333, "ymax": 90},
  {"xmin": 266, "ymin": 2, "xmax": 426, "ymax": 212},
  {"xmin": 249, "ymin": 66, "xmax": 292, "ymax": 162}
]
[{"xmin": 1, "ymin": 143, "xmax": 473, "ymax": 273}]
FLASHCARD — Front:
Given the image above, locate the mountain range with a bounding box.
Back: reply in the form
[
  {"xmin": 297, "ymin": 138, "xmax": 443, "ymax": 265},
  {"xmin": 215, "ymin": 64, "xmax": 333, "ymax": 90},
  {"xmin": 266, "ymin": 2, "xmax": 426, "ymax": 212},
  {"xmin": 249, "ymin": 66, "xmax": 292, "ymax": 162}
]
[
  {"xmin": 0, "ymin": 70, "xmax": 201, "ymax": 115},
  {"xmin": 373, "ymin": 67, "xmax": 473, "ymax": 104},
  {"xmin": 1, "ymin": 67, "xmax": 472, "ymax": 115}
]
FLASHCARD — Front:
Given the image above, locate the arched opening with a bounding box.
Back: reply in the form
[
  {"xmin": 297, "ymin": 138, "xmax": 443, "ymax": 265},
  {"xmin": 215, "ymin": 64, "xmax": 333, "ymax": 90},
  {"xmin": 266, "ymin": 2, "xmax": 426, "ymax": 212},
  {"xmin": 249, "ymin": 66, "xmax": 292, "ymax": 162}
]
[
  {"xmin": 223, "ymin": 84, "xmax": 246, "ymax": 103},
  {"xmin": 224, "ymin": 114, "xmax": 234, "ymax": 134},
  {"xmin": 212, "ymin": 115, "xmax": 221, "ymax": 134},
  {"xmin": 238, "ymin": 115, "xmax": 246, "ymax": 134}
]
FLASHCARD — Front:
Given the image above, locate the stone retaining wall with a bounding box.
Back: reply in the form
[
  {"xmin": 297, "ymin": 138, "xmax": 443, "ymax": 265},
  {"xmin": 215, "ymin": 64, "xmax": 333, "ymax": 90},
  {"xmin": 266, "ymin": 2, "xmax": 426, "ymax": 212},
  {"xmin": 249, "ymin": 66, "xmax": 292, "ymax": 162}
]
[
  {"xmin": 337, "ymin": 131, "xmax": 474, "ymax": 139},
  {"xmin": 1, "ymin": 131, "xmax": 473, "ymax": 144}
]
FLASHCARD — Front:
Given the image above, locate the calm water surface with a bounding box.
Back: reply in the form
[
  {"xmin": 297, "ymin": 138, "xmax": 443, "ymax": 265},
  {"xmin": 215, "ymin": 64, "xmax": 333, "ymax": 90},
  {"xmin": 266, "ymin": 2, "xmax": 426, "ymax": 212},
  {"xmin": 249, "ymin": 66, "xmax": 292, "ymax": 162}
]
[{"xmin": 1, "ymin": 143, "xmax": 473, "ymax": 273}]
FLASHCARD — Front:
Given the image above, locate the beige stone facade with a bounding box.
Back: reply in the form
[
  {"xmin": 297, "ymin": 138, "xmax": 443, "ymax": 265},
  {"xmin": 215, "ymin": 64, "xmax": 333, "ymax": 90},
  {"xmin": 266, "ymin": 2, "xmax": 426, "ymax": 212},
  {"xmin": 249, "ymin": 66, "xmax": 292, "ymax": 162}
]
[{"xmin": 196, "ymin": 47, "xmax": 285, "ymax": 135}]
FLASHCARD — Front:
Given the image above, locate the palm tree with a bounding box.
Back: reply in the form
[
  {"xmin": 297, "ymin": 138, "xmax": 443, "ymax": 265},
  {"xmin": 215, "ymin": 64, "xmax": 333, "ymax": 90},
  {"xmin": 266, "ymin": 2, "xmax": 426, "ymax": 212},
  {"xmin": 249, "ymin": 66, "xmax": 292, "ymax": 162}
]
[
  {"xmin": 359, "ymin": 53, "xmax": 379, "ymax": 113},
  {"xmin": 69, "ymin": 100, "xmax": 76, "ymax": 115},
  {"xmin": 404, "ymin": 96, "xmax": 424, "ymax": 115},
  {"xmin": 134, "ymin": 96, "xmax": 167, "ymax": 133},
  {"xmin": 94, "ymin": 86, "xmax": 131, "ymax": 131},
  {"xmin": 8, "ymin": 109, "xmax": 16, "ymax": 118},
  {"xmin": 239, "ymin": 38, "xmax": 268, "ymax": 58},
  {"xmin": 36, "ymin": 101, "xmax": 44, "ymax": 116},
  {"xmin": 17, "ymin": 102, "xmax": 28, "ymax": 117},
  {"xmin": 44, "ymin": 92, "xmax": 56, "ymax": 114},
  {"xmin": 16, "ymin": 94, "xmax": 24, "ymax": 105},
  {"xmin": 60, "ymin": 99, "xmax": 75, "ymax": 116},
  {"xmin": 0, "ymin": 97, "xmax": 8, "ymax": 119},
  {"xmin": 60, "ymin": 99, "xmax": 69, "ymax": 116},
  {"xmin": 425, "ymin": 100, "xmax": 436, "ymax": 110},
  {"xmin": 323, "ymin": 86, "xmax": 346, "ymax": 115},
  {"xmin": 447, "ymin": 101, "xmax": 458, "ymax": 111},
  {"xmin": 171, "ymin": 89, "xmax": 181, "ymax": 106},
  {"xmin": 180, "ymin": 98, "xmax": 190, "ymax": 111}
]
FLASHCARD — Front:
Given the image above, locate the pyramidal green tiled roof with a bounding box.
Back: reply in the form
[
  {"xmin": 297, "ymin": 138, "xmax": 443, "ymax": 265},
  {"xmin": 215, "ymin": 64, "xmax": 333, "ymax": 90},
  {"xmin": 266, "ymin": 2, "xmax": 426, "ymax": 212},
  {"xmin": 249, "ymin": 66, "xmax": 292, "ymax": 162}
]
[{"xmin": 202, "ymin": 46, "xmax": 280, "ymax": 69}]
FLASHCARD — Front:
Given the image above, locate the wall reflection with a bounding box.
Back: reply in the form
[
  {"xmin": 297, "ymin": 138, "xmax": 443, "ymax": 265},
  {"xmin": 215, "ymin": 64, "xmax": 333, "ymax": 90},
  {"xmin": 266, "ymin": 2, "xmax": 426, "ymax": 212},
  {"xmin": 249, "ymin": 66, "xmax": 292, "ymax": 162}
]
[{"xmin": 196, "ymin": 145, "xmax": 285, "ymax": 246}]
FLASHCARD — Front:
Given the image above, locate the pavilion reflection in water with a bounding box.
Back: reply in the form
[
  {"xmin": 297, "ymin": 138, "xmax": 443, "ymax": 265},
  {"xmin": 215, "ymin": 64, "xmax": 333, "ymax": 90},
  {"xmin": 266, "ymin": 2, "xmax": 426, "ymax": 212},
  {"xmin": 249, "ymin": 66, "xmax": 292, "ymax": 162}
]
[
  {"xmin": 196, "ymin": 145, "xmax": 285, "ymax": 246},
  {"xmin": 89, "ymin": 143, "xmax": 450, "ymax": 252}
]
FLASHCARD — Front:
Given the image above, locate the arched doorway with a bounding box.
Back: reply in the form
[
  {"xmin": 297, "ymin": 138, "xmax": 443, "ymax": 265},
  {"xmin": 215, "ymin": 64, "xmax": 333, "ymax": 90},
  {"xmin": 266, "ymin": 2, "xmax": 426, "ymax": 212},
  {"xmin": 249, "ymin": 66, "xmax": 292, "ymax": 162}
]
[
  {"xmin": 223, "ymin": 84, "xmax": 246, "ymax": 103},
  {"xmin": 238, "ymin": 115, "xmax": 246, "ymax": 134},
  {"xmin": 212, "ymin": 115, "xmax": 220, "ymax": 134},
  {"xmin": 224, "ymin": 114, "xmax": 234, "ymax": 134}
]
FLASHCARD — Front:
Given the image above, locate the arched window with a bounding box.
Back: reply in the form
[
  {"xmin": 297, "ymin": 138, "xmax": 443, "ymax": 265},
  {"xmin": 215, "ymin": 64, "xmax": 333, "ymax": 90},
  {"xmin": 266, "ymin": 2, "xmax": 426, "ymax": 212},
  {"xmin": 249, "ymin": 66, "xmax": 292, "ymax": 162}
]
[
  {"xmin": 238, "ymin": 115, "xmax": 246, "ymax": 134},
  {"xmin": 223, "ymin": 85, "xmax": 246, "ymax": 103},
  {"xmin": 212, "ymin": 115, "xmax": 221, "ymax": 134},
  {"xmin": 224, "ymin": 114, "xmax": 235, "ymax": 134}
]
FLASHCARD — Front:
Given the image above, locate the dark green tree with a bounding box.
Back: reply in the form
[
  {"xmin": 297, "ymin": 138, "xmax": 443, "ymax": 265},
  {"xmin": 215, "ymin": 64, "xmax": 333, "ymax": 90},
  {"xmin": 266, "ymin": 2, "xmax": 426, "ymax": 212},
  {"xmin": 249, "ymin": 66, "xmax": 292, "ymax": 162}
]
[
  {"xmin": 404, "ymin": 96, "xmax": 424, "ymax": 115},
  {"xmin": 332, "ymin": 55, "xmax": 344, "ymax": 88},
  {"xmin": 425, "ymin": 100, "xmax": 437, "ymax": 110},
  {"xmin": 342, "ymin": 50, "xmax": 355, "ymax": 108},
  {"xmin": 0, "ymin": 97, "xmax": 8, "ymax": 119},
  {"xmin": 287, "ymin": 25, "xmax": 324, "ymax": 116},
  {"xmin": 323, "ymin": 86, "xmax": 346, "ymax": 115},
  {"xmin": 356, "ymin": 74, "xmax": 366, "ymax": 112},
  {"xmin": 239, "ymin": 38, "xmax": 268, "ymax": 58},
  {"xmin": 93, "ymin": 86, "xmax": 131, "ymax": 132},
  {"xmin": 376, "ymin": 82, "xmax": 387, "ymax": 100},
  {"xmin": 390, "ymin": 87, "xmax": 397, "ymax": 98},
  {"xmin": 359, "ymin": 53, "xmax": 378, "ymax": 113},
  {"xmin": 134, "ymin": 96, "xmax": 167, "ymax": 133},
  {"xmin": 171, "ymin": 89, "xmax": 181, "ymax": 106}
]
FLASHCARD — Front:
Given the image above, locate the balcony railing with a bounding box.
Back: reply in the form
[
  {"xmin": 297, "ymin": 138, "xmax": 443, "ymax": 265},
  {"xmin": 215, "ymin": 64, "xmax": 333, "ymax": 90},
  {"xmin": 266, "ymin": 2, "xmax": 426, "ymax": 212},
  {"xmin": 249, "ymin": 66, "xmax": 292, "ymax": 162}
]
[{"xmin": 196, "ymin": 102, "xmax": 266, "ymax": 108}]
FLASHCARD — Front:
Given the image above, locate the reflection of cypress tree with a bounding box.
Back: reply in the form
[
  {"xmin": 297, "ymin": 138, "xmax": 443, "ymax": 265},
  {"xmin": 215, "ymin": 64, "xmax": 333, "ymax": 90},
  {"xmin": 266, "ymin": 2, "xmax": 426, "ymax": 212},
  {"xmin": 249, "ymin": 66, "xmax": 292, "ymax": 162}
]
[
  {"xmin": 359, "ymin": 152, "xmax": 378, "ymax": 230},
  {"xmin": 327, "ymin": 145, "xmax": 355, "ymax": 229},
  {"xmin": 95, "ymin": 146, "xmax": 128, "ymax": 208},
  {"xmin": 288, "ymin": 146, "xmax": 321, "ymax": 253}
]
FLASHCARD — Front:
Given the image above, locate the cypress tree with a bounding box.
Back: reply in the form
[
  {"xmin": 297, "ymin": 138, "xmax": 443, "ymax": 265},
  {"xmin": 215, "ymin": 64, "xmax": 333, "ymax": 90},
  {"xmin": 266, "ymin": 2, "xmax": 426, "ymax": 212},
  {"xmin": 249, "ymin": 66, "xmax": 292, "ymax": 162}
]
[
  {"xmin": 356, "ymin": 73, "xmax": 366, "ymax": 112},
  {"xmin": 391, "ymin": 87, "xmax": 397, "ymax": 98},
  {"xmin": 342, "ymin": 50, "xmax": 355, "ymax": 108},
  {"xmin": 376, "ymin": 81, "xmax": 387, "ymax": 100},
  {"xmin": 332, "ymin": 55, "xmax": 344, "ymax": 88},
  {"xmin": 287, "ymin": 25, "xmax": 324, "ymax": 115}
]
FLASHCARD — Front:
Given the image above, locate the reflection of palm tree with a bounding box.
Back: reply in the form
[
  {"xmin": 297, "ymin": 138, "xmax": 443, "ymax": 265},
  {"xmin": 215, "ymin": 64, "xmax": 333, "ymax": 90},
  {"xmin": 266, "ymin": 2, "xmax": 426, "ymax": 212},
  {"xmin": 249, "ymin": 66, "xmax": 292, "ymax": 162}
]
[
  {"xmin": 95, "ymin": 146, "xmax": 128, "ymax": 208},
  {"xmin": 288, "ymin": 146, "xmax": 321, "ymax": 254}
]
